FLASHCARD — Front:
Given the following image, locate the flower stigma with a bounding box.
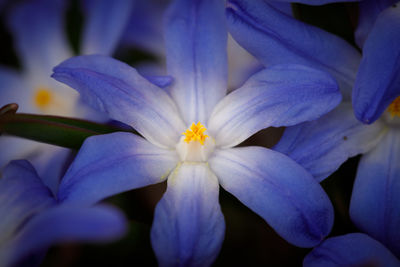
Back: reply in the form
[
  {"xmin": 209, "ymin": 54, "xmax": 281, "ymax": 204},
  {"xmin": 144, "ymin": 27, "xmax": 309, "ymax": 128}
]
[
  {"xmin": 177, "ymin": 122, "xmax": 215, "ymax": 162},
  {"xmin": 388, "ymin": 96, "xmax": 400, "ymax": 118},
  {"xmin": 34, "ymin": 87, "xmax": 53, "ymax": 110}
]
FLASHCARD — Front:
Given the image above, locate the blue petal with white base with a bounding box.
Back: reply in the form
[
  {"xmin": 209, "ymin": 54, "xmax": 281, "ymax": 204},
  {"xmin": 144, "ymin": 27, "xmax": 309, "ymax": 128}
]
[
  {"xmin": 151, "ymin": 163, "xmax": 225, "ymax": 267},
  {"xmin": 80, "ymin": 0, "xmax": 134, "ymax": 55},
  {"xmin": 58, "ymin": 132, "xmax": 179, "ymax": 206},
  {"xmin": 208, "ymin": 65, "xmax": 341, "ymax": 148},
  {"xmin": 350, "ymin": 129, "xmax": 400, "ymax": 256},
  {"xmin": 52, "ymin": 55, "xmax": 186, "ymax": 148},
  {"xmin": 209, "ymin": 147, "xmax": 334, "ymax": 247},
  {"xmin": 165, "ymin": 0, "xmax": 228, "ymax": 124},
  {"xmin": 226, "ymin": 0, "xmax": 361, "ymax": 98},
  {"xmin": 303, "ymin": 233, "xmax": 400, "ymax": 267},
  {"xmin": 274, "ymin": 103, "xmax": 387, "ymax": 181},
  {"xmin": 352, "ymin": 5, "xmax": 400, "ymax": 124}
]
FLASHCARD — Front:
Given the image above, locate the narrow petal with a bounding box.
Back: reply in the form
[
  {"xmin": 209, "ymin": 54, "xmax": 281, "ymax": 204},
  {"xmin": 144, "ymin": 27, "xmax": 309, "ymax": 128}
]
[
  {"xmin": 274, "ymin": 103, "xmax": 387, "ymax": 181},
  {"xmin": 352, "ymin": 6, "xmax": 400, "ymax": 124},
  {"xmin": 208, "ymin": 65, "xmax": 341, "ymax": 148},
  {"xmin": 226, "ymin": 0, "xmax": 361, "ymax": 99},
  {"xmin": 0, "ymin": 160, "xmax": 55, "ymax": 244},
  {"xmin": 165, "ymin": 0, "xmax": 228, "ymax": 124},
  {"xmin": 304, "ymin": 233, "xmax": 400, "ymax": 267},
  {"xmin": 350, "ymin": 129, "xmax": 400, "ymax": 256},
  {"xmin": 209, "ymin": 147, "xmax": 334, "ymax": 247},
  {"xmin": 151, "ymin": 163, "xmax": 225, "ymax": 267},
  {"xmin": 80, "ymin": 0, "xmax": 134, "ymax": 55},
  {"xmin": 355, "ymin": 0, "xmax": 398, "ymax": 48},
  {"xmin": 6, "ymin": 205, "xmax": 127, "ymax": 267},
  {"xmin": 58, "ymin": 132, "xmax": 178, "ymax": 206},
  {"xmin": 52, "ymin": 55, "xmax": 186, "ymax": 148},
  {"xmin": 7, "ymin": 0, "xmax": 72, "ymax": 77}
]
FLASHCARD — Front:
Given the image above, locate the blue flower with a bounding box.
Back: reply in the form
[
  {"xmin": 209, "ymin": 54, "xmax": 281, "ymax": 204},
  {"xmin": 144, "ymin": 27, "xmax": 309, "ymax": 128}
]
[
  {"xmin": 50, "ymin": 0, "xmax": 343, "ymax": 265},
  {"xmin": 0, "ymin": 0, "xmax": 134, "ymax": 193},
  {"xmin": 303, "ymin": 233, "xmax": 400, "ymax": 267},
  {"xmin": 225, "ymin": 0, "xmax": 400, "ymax": 256},
  {"xmin": 0, "ymin": 160, "xmax": 126, "ymax": 267}
]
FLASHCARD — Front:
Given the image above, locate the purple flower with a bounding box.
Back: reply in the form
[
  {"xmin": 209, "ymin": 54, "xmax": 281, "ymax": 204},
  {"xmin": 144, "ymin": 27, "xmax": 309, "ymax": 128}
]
[
  {"xmin": 51, "ymin": 0, "xmax": 342, "ymax": 265},
  {"xmin": 226, "ymin": 0, "xmax": 400, "ymax": 256}
]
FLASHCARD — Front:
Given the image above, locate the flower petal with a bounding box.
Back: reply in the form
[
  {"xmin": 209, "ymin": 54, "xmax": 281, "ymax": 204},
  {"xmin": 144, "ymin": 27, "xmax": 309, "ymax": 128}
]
[
  {"xmin": 165, "ymin": 0, "xmax": 228, "ymax": 124},
  {"xmin": 151, "ymin": 163, "xmax": 225, "ymax": 266},
  {"xmin": 303, "ymin": 233, "xmax": 400, "ymax": 267},
  {"xmin": 274, "ymin": 103, "xmax": 386, "ymax": 181},
  {"xmin": 52, "ymin": 55, "xmax": 186, "ymax": 148},
  {"xmin": 80, "ymin": 0, "xmax": 134, "ymax": 55},
  {"xmin": 355, "ymin": 0, "xmax": 398, "ymax": 48},
  {"xmin": 270, "ymin": 0, "xmax": 360, "ymax": 4},
  {"xmin": 120, "ymin": 0, "xmax": 167, "ymax": 56},
  {"xmin": 226, "ymin": 0, "xmax": 361, "ymax": 99},
  {"xmin": 350, "ymin": 129, "xmax": 400, "ymax": 256},
  {"xmin": 209, "ymin": 147, "xmax": 334, "ymax": 247},
  {"xmin": 6, "ymin": 205, "xmax": 127, "ymax": 267},
  {"xmin": 7, "ymin": 0, "xmax": 72, "ymax": 77},
  {"xmin": 58, "ymin": 132, "xmax": 178, "ymax": 206},
  {"xmin": 352, "ymin": 5, "xmax": 400, "ymax": 124},
  {"xmin": 208, "ymin": 64, "xmax": 341, "ymax": 148},
  {"xmin": 0, "ymin": 160, "xmax": 55, "ymax": 244}
]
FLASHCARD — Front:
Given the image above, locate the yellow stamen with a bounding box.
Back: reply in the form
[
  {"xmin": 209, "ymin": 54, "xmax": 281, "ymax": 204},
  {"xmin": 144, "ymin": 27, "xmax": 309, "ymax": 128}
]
[
  {"xmin": 388, "ymin": 96, "xmax": 400, "ymax": 118},
  {"xmin": 34, "ymin": 87, "xmax": 53, "ymax": 109},
  {"xmin": 182, "ymin": 122, "xmax": 209, "ymax": 145}
]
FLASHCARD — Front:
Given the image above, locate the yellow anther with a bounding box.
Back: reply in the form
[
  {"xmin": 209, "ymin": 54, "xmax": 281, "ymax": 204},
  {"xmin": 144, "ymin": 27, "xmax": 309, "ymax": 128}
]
[
  {"xmin": 182, "ymin": 122, "xmax": 209, "ymax": 145},
  {"xmin": 388, "ymin": 96, "xmax": 400, "ymax": 118},
  {"xmin": 34, "ymin": 87, "xmax": 53, "ymax": 109}
]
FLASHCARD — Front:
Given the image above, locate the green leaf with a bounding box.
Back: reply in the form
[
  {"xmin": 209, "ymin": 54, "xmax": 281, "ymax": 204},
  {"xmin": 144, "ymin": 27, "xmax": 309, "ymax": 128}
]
[{"xmin": 0, "ymin": 104, "xmax": 137, "ymax": 150}]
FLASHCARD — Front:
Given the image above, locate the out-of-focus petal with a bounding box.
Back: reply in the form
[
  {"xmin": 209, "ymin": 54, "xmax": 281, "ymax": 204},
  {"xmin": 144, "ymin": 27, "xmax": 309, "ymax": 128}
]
[
  {"xmin": 6, "ymin": 205, "xmax": 127, "ymax": 267},
  {"xmin": 209, "ymin": 147, "xmax": 334, "ymax": 247},
  {"xmin": 0, "ymin": 160, "xmax": 55, "ymax": 244},
  {"xmin": 274, "ymin": 103, "xmax": 387, "ymax": 181},
  {"xmin": 151, "ymin": 163, "xmax": 225, "ymax": 267},
  {"xmin": 52, "ymin": 55, "xmax": 186, "ymax": 148},
  {"xmin": 7, "ymin": 0, "xmax": 72, "ymax": 77},
  {"xmin": 352, "ymin": 6, "xmax": 400, "ymax": 124},
  {"xmin": 208, "ymin": 64, "xmax": 341, "ymax": 148},
  {"xmin": 165, "ymin": 0, "xmax": 228, "ymax": 124},
  {"xmin": 350, "ymin": 129, "xmax": 400, "ymax": 256},
  {"xmin": 355, "ymin": 0, "xmax": 397, "ymax": 48},
  {"xmin": 226, "ymin": 0, "xmax": 361, "ymax": 99},
  {"xmin": 0, "ymin": 66, "xmax": 34, "ymax": 113},
  {"xmin": 303, "ymin": 233, "xmax": 400, "ymax": 267},
  {"xmin": 58, "ymin": 132, "xmax": 178, "ymax": 206},
  {"xmin": 120, "ymin": 0, "xmax": 167, "ymax": 56},
  {"xmin": 269, "ymin": 0, "xmax": 360, "ymax": 4},
  {"xmin": 80, "ymin": 0, "xmax": 134, "ymax": 55}
]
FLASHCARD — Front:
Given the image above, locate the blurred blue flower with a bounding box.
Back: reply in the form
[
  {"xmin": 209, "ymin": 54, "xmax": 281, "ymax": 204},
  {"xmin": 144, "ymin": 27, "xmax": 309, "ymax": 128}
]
[
  {"xmin": 303, "ymin": 233, "xmax": 400, "ymax": 267},
  {"xmin": 0, "ymin": 0, "xmax": 134, "ymax": 193},
  {"xmin": 225, "ymin": 0, "xmax": 400, "ymax": 256},
  {"xmin": 50, "ymin": 0, "xmax": 343, "ymax": 265},
  {"xmin": 0, "ymin": 160, "xmax": 126, "ymax": 267}
]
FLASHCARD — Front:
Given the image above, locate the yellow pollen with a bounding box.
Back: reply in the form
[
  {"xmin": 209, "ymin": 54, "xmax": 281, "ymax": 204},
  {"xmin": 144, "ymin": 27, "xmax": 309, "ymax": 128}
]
[
  {"xmin": 182, "ymin": 122, "xmax": 209, "ymax": 145},
  {"xmin": 34, "ymin": 87, "xmax": 53, "ymax": 109},
  {"xmin": 388, "ymin": 96, "xmax": 400, "ymax": 118}
]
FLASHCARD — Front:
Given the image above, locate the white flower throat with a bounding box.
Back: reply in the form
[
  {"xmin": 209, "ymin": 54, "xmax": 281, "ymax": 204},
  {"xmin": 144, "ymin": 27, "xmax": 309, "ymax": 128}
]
[{"xmin": 176, "ymin": 122, "xmax": 215, "ymax": 162}]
